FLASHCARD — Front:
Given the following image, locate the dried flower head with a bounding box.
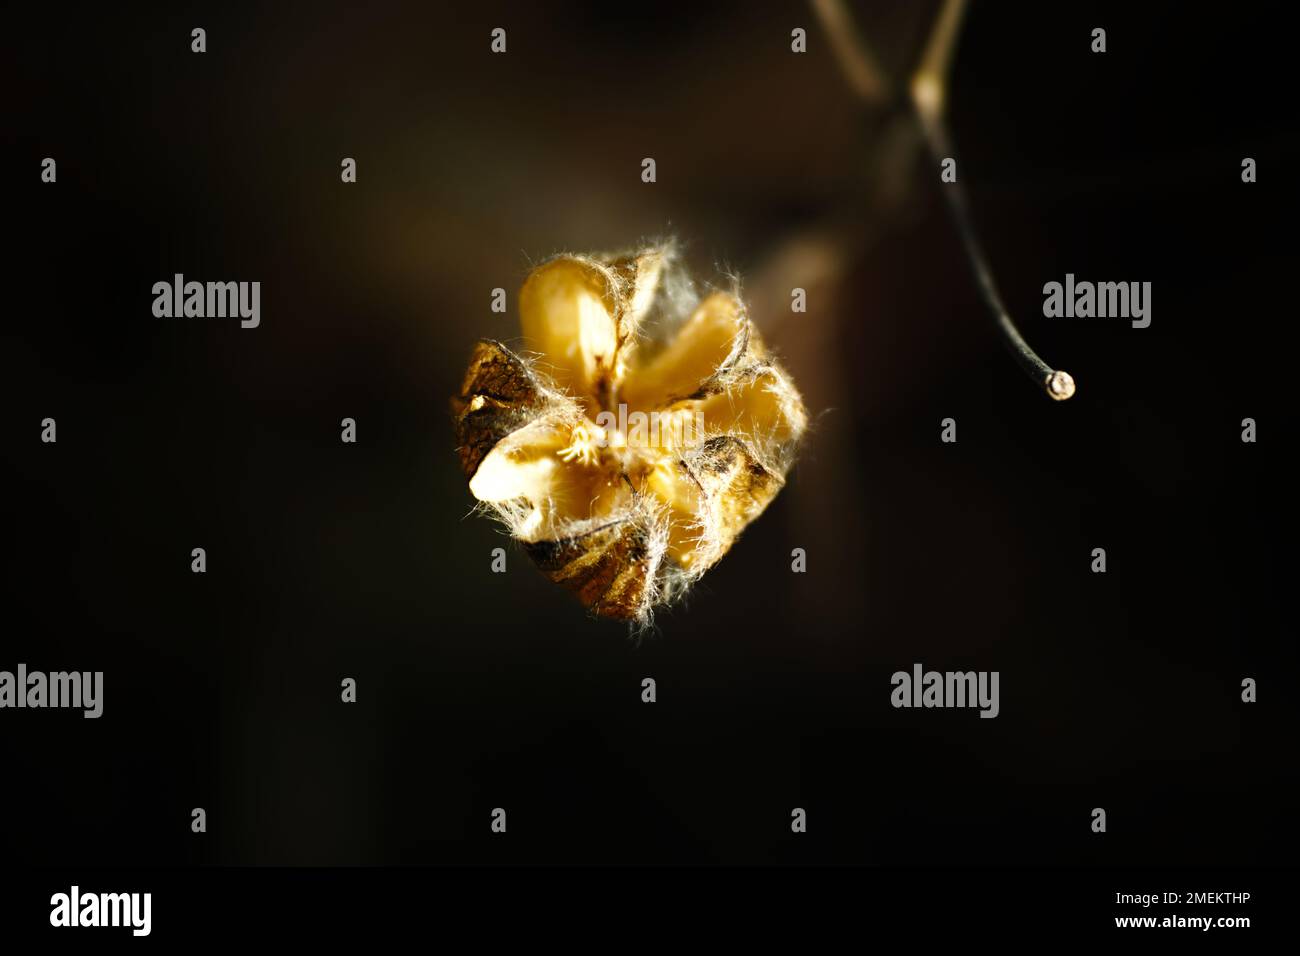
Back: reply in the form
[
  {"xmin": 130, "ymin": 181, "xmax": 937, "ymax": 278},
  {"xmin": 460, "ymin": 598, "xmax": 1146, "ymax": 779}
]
[{"xmin": 452, "ymin": 244, "xmax": 807, "ymax": 624}]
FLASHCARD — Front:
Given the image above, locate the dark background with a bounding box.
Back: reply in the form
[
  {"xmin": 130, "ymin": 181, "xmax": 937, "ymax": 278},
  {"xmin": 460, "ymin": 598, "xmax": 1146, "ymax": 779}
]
[{"xmin": 3, "ymin": 0, "xmax": 1295, "ymax": 867}]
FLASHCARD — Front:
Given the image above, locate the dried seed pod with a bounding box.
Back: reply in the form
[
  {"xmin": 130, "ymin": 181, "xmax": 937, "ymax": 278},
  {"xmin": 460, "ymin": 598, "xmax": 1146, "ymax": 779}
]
[{"xmin": 452, "ymin": 244, "xmax": 807, "ymax": 624}]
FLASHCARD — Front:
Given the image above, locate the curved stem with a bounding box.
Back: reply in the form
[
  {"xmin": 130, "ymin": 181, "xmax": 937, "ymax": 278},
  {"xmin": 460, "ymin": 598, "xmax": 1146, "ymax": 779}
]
[
  {"xmin": 813, "ymin": 0, "xmax": 1076, "ymax": 400},
  {"xmin": 915, "ymin": 102, "xmax": 1075, "ymax": 400},
  {"xmin": 910, "ymin": 0, "xmax": 1074, "ymax": 399}
]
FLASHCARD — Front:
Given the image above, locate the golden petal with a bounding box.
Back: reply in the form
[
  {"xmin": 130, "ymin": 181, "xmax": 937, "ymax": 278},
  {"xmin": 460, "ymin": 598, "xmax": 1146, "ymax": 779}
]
[
  {"xmin": 519, "ymin": 257, "xmax": 622, "ymax": 414},
  {"xmin": 621, "ymin": 291, "xmax": 749, "ymax": 411},
  {"xmin": 638, "ymin": 461, "xmax": 704, "ymax": 567},
  {"xmin": 468, "ymin": 415, "xmax": 632, "ymax": 542},
  {"xmin": 691, "ymin": 365, "xmax": 807, "ymax": 465}
]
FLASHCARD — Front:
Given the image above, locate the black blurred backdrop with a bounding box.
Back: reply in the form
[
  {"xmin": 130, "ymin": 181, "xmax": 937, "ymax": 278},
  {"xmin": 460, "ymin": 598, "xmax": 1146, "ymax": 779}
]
[{"xmin": 3, "ymin": 1, "xmax": 1295, "ymax": 868}]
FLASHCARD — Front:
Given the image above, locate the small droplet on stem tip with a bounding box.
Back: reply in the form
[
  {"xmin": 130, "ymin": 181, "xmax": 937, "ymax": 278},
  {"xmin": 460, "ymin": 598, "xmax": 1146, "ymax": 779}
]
[{"xmin": 1046, "ymin": 370, "xmax": 1076, "ymax": 401}]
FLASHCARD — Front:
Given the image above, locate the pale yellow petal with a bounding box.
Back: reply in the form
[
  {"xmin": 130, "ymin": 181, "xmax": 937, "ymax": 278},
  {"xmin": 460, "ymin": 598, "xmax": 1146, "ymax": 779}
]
[
  {"xmin": 621, "ymin": 292, "xmax": 748, "ymax": 412},
  {"xmin": 639, "ymin": 460, "xmax": 704, "ymax": 567},
  {"xmin": 519, "ymin": 258, "xmax": 619, "ymax": 413},
  {"xmin": 469, "ymin": 416, "xmax": 631, "ymax": 541},
  {"xmin": 692, "ymin": 366, "xmax": 807, "ymax": 463}
]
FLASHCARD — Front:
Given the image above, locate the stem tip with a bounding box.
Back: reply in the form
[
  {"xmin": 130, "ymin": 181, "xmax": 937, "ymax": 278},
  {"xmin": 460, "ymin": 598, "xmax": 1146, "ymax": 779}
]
[{"xmin": 1046, "ymin": 370, "xmax": 1076, "ymax": 401}]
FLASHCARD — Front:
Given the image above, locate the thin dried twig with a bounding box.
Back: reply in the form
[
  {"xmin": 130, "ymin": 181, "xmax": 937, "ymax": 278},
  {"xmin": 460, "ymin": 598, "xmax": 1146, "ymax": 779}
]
[
  {"xmin": 814, "ymin": 0, "xmax": 1076, "ymax": 400},
  {"xmin": 810, "ymin": 0, "xmax": 892, "ymax": 106}
]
